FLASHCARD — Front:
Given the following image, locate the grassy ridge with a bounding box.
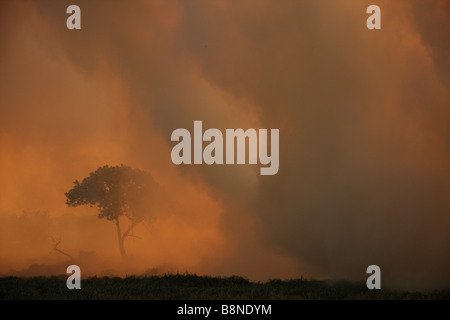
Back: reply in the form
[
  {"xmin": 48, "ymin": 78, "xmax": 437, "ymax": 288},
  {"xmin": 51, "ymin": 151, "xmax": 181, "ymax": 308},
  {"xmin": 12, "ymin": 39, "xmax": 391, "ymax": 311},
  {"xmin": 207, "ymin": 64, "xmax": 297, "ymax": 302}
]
[{"xmin": 1, "ymin": 274, "xmax": 449, "ymax": 300}]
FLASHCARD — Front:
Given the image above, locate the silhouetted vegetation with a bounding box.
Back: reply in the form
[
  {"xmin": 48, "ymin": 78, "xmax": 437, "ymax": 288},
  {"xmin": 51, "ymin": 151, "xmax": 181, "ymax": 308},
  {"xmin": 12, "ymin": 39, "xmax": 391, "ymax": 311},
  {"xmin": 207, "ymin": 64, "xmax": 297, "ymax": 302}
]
[
  {"xmin": 65, "ymin": 165, "xmax": 157, "ymax": 258},
  {"xmin": 1, "ymin": 274, "xmax": 450, "ymax": 300}
]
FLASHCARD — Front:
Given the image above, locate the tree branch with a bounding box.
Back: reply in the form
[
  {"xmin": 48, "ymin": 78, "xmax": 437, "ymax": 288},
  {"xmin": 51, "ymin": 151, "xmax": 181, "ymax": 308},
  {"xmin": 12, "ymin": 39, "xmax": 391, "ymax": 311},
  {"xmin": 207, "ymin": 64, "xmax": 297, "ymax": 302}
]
[
  {"xmin": 121, "ymin": 218, "xmax": 143, "ymax": 241},
  {"xmin": 126, "ymin": 234, "xmax": 142, "ymax": 239},
  {"xmin": 52, "ymin": 238, "xmax": 73, "ymax": 260}
]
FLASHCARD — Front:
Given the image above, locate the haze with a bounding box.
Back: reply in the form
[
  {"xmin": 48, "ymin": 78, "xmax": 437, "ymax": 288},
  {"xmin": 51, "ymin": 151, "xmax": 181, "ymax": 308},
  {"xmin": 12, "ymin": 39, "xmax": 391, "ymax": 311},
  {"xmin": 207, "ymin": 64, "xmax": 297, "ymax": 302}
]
[{"xmin": 1, "ymin": 0, "xmax": 449, "ymax": 290}]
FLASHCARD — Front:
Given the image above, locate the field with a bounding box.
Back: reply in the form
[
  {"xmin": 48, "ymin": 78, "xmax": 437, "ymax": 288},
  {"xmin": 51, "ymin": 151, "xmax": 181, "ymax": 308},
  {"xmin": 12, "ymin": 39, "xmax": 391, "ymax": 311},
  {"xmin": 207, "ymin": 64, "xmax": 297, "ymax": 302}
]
[{"xmin": 1, "ymin": 274, "xmax": 450, "ymax": 300}]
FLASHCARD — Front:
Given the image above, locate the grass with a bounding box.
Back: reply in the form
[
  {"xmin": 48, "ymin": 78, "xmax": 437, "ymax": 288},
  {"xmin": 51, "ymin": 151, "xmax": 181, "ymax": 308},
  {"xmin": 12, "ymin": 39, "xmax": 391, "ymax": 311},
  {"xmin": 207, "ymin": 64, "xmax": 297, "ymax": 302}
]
[{"xmin": 1, "ymin": 274, "xmax": 449, "ymax": 300}]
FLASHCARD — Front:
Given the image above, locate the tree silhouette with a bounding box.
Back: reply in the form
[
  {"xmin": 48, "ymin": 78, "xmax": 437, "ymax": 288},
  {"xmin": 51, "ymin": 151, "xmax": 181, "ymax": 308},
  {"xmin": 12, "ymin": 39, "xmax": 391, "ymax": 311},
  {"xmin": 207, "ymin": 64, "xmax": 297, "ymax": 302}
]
[{"xmin": 65, "ymin": 165, "xmax": 155, "ymax": 259}]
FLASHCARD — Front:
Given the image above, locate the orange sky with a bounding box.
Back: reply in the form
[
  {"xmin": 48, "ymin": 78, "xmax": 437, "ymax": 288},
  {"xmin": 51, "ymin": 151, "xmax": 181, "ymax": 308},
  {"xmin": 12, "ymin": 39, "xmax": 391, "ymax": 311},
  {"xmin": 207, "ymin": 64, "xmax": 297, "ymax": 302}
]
[{"xmin": 0, "ymin": 0, "xmax": 449, "ymax": 290}]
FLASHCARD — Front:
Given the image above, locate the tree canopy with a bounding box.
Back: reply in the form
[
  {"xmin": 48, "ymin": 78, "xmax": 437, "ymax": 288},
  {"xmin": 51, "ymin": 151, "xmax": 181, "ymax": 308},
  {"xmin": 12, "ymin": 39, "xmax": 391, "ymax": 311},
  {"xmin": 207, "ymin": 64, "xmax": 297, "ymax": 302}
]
[{"xmin": 65, "ymin": 164, "xmax": 156, "ymax": 258}]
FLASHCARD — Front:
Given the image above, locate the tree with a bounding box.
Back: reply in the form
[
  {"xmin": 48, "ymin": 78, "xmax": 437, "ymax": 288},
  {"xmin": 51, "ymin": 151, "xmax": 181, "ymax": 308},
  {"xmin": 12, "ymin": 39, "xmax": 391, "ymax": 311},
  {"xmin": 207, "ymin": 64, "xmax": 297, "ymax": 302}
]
[{"xmin": 65, "ymin": 165, "xmax": 156, "ymax": 259}]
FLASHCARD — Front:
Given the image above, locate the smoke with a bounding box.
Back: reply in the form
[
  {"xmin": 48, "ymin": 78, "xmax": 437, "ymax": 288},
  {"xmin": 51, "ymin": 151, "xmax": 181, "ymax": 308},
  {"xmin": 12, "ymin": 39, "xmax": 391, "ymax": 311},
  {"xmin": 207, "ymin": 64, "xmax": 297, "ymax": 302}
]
[
  {"xmin": 0, "ymin": 0, "xmax": 232, "ymax": 278},
  {"xmin": 411, "ymin": 0, "xmax": 450, "ymax": 87},
  {"xmin": 178, "ymin": 0, "xmax": 450, "ymax": 290},
  {"xmin": 1, "ymin": 0, "xmax": 449, "ymax": 290}
]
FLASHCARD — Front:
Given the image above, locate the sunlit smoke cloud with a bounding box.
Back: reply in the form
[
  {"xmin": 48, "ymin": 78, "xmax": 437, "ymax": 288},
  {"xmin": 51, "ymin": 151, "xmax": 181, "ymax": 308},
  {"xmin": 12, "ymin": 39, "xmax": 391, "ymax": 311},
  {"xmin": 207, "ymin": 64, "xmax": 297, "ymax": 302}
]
[{"xmin": 1, "ymin": 0, "xmax": 449, "ymax": 290}]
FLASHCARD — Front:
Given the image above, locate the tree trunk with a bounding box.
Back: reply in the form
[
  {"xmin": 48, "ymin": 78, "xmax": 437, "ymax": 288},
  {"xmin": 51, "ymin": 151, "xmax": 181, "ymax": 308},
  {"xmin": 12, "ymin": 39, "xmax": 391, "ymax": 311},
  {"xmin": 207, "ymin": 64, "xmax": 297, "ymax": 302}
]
[{"xmin": 115, "ymin": 217, "xmax": 127, "ymax": 259}]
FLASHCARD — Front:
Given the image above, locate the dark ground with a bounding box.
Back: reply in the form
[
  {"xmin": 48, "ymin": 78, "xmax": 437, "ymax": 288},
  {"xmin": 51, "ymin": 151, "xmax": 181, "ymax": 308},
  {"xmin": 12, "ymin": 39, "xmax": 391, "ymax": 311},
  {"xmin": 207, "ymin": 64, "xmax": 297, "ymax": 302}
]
[{"xmin": 1, "ymin": 274, "xmax": 449, "ymax": 300}]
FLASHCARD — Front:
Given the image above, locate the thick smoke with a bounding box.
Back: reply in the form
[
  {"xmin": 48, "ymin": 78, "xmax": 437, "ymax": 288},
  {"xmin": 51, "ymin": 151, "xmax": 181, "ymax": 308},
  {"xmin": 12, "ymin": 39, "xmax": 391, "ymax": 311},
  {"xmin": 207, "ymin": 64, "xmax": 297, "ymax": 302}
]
[
  {"xmin": 1, "ymin": 0, "xmax": 449, "ymax": 289},
  {"xmin": 179, "ymin": 0, "xmax": 450, "ymax": 290},
  {"xmin": 411, "ymin": 0, "xmax": 450, "ymax": 87}
]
